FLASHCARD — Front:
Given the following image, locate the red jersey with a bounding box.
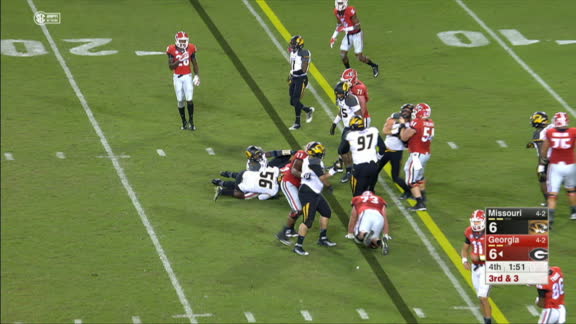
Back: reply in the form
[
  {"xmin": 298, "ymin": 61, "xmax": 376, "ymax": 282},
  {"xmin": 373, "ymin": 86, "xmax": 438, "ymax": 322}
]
[
  {"xmin": 351, "ymin": 191, "xmax": 387, "ymax": 216},
  {"xmin": 351, "ymin": 80, "xmax": 369, "ymax": 118},
  {"xmin": 464, "ymin": 226, "xmax": 486, "ymax": 264},
  {"xmin": 166, "ymin": 44, "xmax": 197, "ymax": 75},
  {"xmin": 281, "ymin": 150, "xmax": 307, "ymax": 187},
  {"xmin": 408, "ymin": 118, "xmax": 435, "ymax": 154},
  {"xmin": 334, "ymin": 6, "xmax": 361, "ymax": 35},
  {"xmin": 536, "ymin": 266, "xmax": 565, "ymax": 309},
  {"xmin": 544, "ymin": 127, "xmax": 576, "ymax": 164}
]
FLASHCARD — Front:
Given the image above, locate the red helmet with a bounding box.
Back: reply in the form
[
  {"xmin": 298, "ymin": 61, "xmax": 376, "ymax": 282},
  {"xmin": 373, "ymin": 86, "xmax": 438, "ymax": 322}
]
[
  {"xmin": 553, "ymin": 112, "xmax": 569, "ymax": 127},
  {"xmin": 412, "ymin": 103, "xmax": 431, "ymax": 119},
  {"xmin": 470, "ymin": 209, "xmax": 486, "ymax": 232},
  {"xmin": 340, "ymin": 68, "xmax": 358, "ymax": 84},
  {"xmin": 335, "ymin": 0, "xmax": 348, "ymax": 11},
  {"xmin": 175, "ymin": 31, "xmax": 189, "ymax": 49}
]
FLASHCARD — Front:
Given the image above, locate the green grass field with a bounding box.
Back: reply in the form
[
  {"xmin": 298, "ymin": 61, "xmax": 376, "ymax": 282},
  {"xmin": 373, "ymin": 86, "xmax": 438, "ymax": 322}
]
[{"xmin": 2, "ymin": 0, "xmax": 575, "ymax": 323}]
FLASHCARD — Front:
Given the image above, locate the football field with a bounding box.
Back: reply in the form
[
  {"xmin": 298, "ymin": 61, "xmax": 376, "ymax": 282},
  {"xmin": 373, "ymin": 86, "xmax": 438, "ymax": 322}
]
[{"xmin": 2, "ymin": 0, "xmax": 575, "ymax": 323}]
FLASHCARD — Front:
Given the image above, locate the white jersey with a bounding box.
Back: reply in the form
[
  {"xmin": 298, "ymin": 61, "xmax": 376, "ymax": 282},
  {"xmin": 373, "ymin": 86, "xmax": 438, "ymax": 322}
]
[
  {"xmin": 289, "ymin": 49, "xmax": 310, "ymax": 77},
  {"xmin": 384, "ymin": 114, "xmax": 406, "ymax": 151},
  {"xmin": 238, "ymin": 167, "xmax": 280, "ymax": 196},
  {"xmin": 337, "ymin": 94, "xmax": 361, "ymax": 128},
  {"xmin": 536, "ymin": 124, "xmax": 555, "ymax": 158},
  {"xmin": 345, "ymin": 127, "xmax": 381, "ymax": 164},
  {"xmin": 301, "ymin": 157, "xmax": 325, "ymax": 194}
]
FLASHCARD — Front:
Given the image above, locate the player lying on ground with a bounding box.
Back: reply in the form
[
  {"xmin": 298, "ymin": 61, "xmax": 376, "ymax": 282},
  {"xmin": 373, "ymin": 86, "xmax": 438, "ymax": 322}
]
[{"xmin": 346, "ymin": 190, "xmax": 391, "ymax": 255}]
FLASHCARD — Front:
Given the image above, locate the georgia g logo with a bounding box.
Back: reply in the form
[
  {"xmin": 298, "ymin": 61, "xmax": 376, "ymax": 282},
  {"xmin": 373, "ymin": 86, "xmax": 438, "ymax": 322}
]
[{"xmin": 529, "ymin": 248, "xmax": 549, "ymax": 261}]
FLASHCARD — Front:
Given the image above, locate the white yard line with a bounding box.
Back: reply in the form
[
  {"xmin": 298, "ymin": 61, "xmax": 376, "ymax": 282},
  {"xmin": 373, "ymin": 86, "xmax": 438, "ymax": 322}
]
[
  {"xmin": 74, "ymin": 320, "xmax": 82, "ymax": 324},
  {"xmin": 526, "ymin": 305, "xmax": 540, "ymax": 317},
  {"xmin": 413, "ymin": 308, "xmax": 426, "ymax": 318},
  {"xmin": 243, "ymin": 1, "xmax": 484, "ymax": 321},
  {"xmin": 244, "ymin": 311, "xmax": 256, "ymax": 323},
  {"xmin": 447, "ymin": 142, "xmax": 459, "ymax": 149},
  {"xmin": 556, "ymin": 40, "xmax": 576, "ymax": 45},
  {"xmin": 56, "ymin": 151, "xmax": 66, "ymax": 159},
  {"xmin": 300, "ymin": 310, "xmax": 313, "ymax": 321},
  {"xmin": 25, "ymin": 0, "xmax": 197, "ymax": 322},
  {"xmin": 135, "ymin": 51, "xmax": 165, "ymax": 56},
  {"xmin": 156, "ymin": 149, "xmax": 166, "ymax": 157},
  {"xmin": 131, "ymin": 316, "xmax": 142, "ymax": 324},
  {"xmin": 456, "ymin": 0, "xmax": 575, "ymax": 116},
  {"xmin": 496, "ymin": 140, "xmax": 508, "ymax": 148},
  {"xmin": 4, "ymin": 152, "xmax": 14, "ymax": 160},
  {"xmin": 205, "ymin": 147, "xmax": 216, "ymax": 155},
  {"xmin": 355, "ymin": 308, "xmax": 369, "ymax": 320}
]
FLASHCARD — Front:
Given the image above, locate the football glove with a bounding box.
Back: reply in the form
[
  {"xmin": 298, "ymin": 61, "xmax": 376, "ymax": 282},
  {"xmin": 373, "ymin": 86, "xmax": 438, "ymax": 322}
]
[
  {"xmin": 330, "ymin": 37, "xmax": 336, "ymax": 48},
  {"xmin": 329, "ymin": 123, "xmax": 337, "ymax": 135},
  {"xmin": 526, "ymin": 142, "xmax": 535, "ymax": 149},
  {"xmin": 331, "ymin": 159, "xmax": 344, "ymax": 172},
  {"xmin": 193, "ymin": 75, "xmax": 200, "ymax": 86},
  {"xmin": 345, "ymin": 233, "xmax": 355, "ymax": 239},
  {"xmin": 537, "ymin": 164, "xmax": 547, "ymax": 182},
  {"xmin": 383, "ymin": 234, "xmax": 392, "ymax": 241}
]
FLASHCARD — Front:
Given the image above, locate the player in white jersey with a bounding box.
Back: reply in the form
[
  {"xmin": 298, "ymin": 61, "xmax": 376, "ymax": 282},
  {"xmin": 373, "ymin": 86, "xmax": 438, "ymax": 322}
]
[
  {"xmin": 330, "ymin": 81, "xmax": 362, "ymax": 183},
  {"xmin": 379, "ymin": 104, "xmax": 413, "ymax": 199},
  {"xmin": 339, "ymin": 116, "xmax": 386, "ymax": 196},
  {"xmin": 213, "ymin": 167, "xmax": 280, "ymax": 201},
  {"xmin": 293, "ymin": 142, "xmax": 341, "ymax": 256},
  {"xmin": 287, "ymin": 35, "xmax": 315, "ymax": 130},
  {"xmin": 527, "ymin": 112, "xmax": 554, "ymax": 206}
]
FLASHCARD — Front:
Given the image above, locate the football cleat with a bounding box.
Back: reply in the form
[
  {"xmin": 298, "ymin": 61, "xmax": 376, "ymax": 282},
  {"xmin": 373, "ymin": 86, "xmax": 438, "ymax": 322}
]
[
  {"xmin": 306, "ymin": 107, "xmax": 315, "ymax": 123},
  {"xmin": 213, "ymin": 186, "xmax": 223, "ymax": 201},
  {"xmin": 381, "ymin": 234, "xmax": 391, "ymax": 255},
  {"xmin": 175, "ymin": 31, "xmax": 189, "ymax": 50},
  {"xmin": 276, "ymin": 231, "xmax": 292, "ymax": 246},
  {"xmin": 372, "ymin": 64, "xmax": 379, "ymax": 78},
  {"xmin": 318, "ymin": 237, "xmax": 337, "ymax": 247},
  {"xmin": 181, "ymin": 122, "xmax": 189, "ymax": 130},
  {"xmin": 220, "ymin": 171, "xmax": 233, "ymax": 178},
  {"xmin": 571, "ymin": 213, "xmax": 576, "ymax": 220},
  {"xmin": 399, "ymin": 191, "xmax": 414, "ymax": 200},
  {"xmin": 189, "ymin": 123, "xmax": 196, "ymax": 131},
  {"xmin": 409, "ymin": 202, "xmax": 427, "ymax": 211},
  {"xmin": 286, "ymin": 228, "xmax": 299, "ymax": 237},
  {"xmin": 340, "ymin": 171, "xmax": 351, "ymax": 183},
  {"xmin": 289, "ymin": 123, "xmax": 301, "ymax": 130},
  {"xmin": 211, "ymin": 178, "xmax": 224, "ymax": 186},
  {"xmin": 362, "ymin": 230, "xmax": 374, "ymax": 247},
  {"xmin": 293, "ymin": 245, "xmax": 309, "ymax": 256}
]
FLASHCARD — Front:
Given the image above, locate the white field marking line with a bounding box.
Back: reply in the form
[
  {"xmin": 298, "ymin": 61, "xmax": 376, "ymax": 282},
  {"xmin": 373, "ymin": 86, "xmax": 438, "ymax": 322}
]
[
  {"xmin": 131, "ymin": 316, "xmax": 142, "ymax": 324},
  {"xmin": 496, "ymin": 140, "xmax": 508, "ymax": 148},
  {"xmin": 135, "ymin": 51, "xmax": 165, "ymax": 56},
  {"xmin": 447, "ymin": 141, "xmax": 459, "ymax": 149},
  {"xmin": 356, "ymin": 308, "xmax": 369, "ymax": 320},
  {"xmin": 556, "ymin": 40, "xmax": 576, "ymax": 45},
  {"xmin": 96, "ymin": 154, "xmax": 131, "ymax": 159},
  {"xmin": 453, "ymin": 306, "xmax": 480, "ymax": 310},
  {"xmin": 244, "ymin": 311, "xmax": 256, "ymax": 323},
  {"xmin": 526, "ymin": 305, "xmax": 540, "ymax": 317},
  {"xmin": 244, "ymin": 1, "xmax": 484, "ymax": 322},
  {"xmin": 56, "ymin": 152, "xmax": 66, "ymax": 159},
  {"xmin": 456, "ymin": 0, "xmax": 575, "ymax": 116},
  {"xmin": 172, "ymin": 313, "xmax": 212, "ymax": 319},
  {"xmin": 413, "ymin": 308, "xmax": 426, "ymax": 318},
  {"xmin": 300, "ymin": 310, "xmax": 313, "ymax": 321},
  {"xmin": 74, "ymin": 320, "xmax": 82, "ymax": 324},
  {"xmin": 25, "ymin": 0, "xmax": 197, "ymax": 322},
  {"xmin": 156, "ymin": 149, "xmax": 166, "ymax": 157},
  {"xmin": 4, "ymin": 152, "xmax": 14, "ymax": 160},
  {"xmin": 205, "ymin": 147, "xmax": 216, "ymax": 155}
]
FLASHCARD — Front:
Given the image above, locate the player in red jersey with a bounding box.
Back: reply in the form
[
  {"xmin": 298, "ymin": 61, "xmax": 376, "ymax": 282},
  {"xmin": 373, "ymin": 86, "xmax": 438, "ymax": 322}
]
[
  {"xmin": 400, "ymin": 103, "xmax": 435, "ymax": 211},
  {"xmin": 347, "ymin": 191, "xmax": 391, "ymax": 255},
  {"xmin": 535, "ymin": 266, "xmax": 566, "ymax": 324},
  {"xmin": 276, "ymin": 149, "xmax": 308, "ymax": 245},
  {"xmin": 540, "ymin": 112, "xmax": 576, "ymax": 224},
  {"xmin": 330, "ymin": 0, "xmax": 379, "ymax": 77},
  {"xmin": 340, "ymin": 68, "xmax": 370, "ymax": 126},
  {"xmin": 166, "ymin": 31, "xmax": 200, "ymax": 131},
  {"xmin": 461, "ymin": 210, "xmax": 492, "ymax": 324}
]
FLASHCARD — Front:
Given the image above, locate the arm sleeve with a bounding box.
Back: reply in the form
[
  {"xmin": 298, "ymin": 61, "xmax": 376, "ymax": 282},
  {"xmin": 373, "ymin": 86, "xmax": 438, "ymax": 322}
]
[
  {"xmin": 376, "ymin": 134, "xmax": 386, "ymax": 153},
  {"xmin": 537, "ymin": 289, "xmax": 547, "ymax": 298},
  {"xmin": 464, "ymin": 236, "xmax": 471, "ymax": 244},
  {"xmin": 309, "ymin": 160, "xmax": 325, "ymax": 177}
]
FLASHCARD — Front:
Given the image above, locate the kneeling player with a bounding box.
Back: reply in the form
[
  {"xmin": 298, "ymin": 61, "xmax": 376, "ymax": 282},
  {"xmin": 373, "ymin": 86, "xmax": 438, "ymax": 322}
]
[{"xmin": 347, "ymin": 190, "xmax": 391, "ymax": 255}]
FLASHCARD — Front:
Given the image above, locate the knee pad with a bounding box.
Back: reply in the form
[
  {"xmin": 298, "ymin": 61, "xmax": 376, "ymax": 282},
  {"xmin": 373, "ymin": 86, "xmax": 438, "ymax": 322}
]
[{"xmin": 178, "ymin": 101, "xmax": 185, "ymax": 108}]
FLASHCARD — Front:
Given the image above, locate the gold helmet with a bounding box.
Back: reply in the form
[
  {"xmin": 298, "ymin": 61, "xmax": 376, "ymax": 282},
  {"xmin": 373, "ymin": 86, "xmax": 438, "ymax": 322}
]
[
  {"xmin": 305, "ymin": 141, "xmax": 326, "ymax": 158},
  {"xmin": 349, "ymin": 116, "xmax": 365, "ymax": 130},
  {"xmin": 245, "ymin": 145, "xmax": 264, "ymax": 161},
  {"xmin": 530, "ymin": 111, "xmax": 549, "ymax": 128}
]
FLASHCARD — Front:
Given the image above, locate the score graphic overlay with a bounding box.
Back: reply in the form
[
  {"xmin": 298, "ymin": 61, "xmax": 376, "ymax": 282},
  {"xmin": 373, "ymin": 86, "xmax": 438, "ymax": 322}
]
[{"xmin": 485, "ymin": 207, "xmax": 548, "ymax": 285}]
